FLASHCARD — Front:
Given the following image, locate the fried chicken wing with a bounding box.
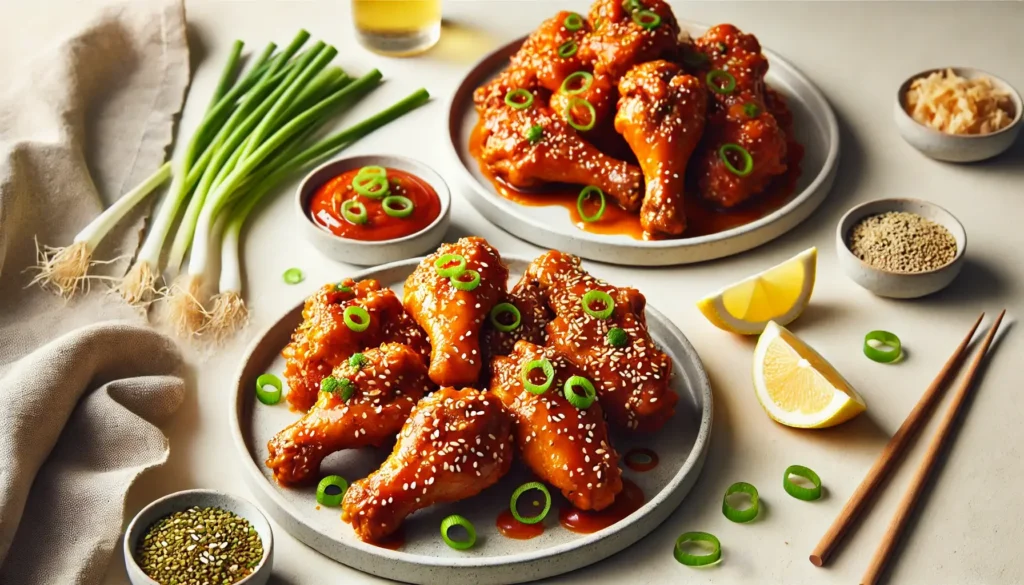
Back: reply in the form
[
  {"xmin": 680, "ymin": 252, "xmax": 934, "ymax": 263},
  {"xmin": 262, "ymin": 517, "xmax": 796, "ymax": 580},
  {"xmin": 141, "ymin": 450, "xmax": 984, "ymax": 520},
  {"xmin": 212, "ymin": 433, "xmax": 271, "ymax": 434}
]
[
  {"xmin": 491, "ymin": 341, "xmax": 623, "ymax": 510},
  {"xmin": 550, "ymin": 71, "xmax": 618, "ymax": 135},
  {"xmin": 481, "ymin": 277, "xmax": 552, "ymax": 359},
  {"xmin": 282, "ymin": 279, "xmax": 430, "ymax": 411},
  {"xmin": 266, "ymin": 343, "xmax": 432, "ymax": 487},
  {"xmin": 403, "ymin": 237, "xmax": 509, "ymax": 387},
  {"xmin": 475, "ymin": 97, "xmax": 644, "ymax": 211},
  {"xmin": 691, "ymin": 24, "xmax": 788, "ymax": 208},
  {"xmin": 523, "ymin": 251, "xmax": 676, "ymax": 432},
  {"xmin": 582, "ymin": 0, "xmax": 682, "ymax": 80},
  {"xmin": 342, "ymin": 387, "xmax": 513, "ymax": 542},
  {"xmin": 615, "ymin": 61, "xmax": 707, "ymax": 237}
]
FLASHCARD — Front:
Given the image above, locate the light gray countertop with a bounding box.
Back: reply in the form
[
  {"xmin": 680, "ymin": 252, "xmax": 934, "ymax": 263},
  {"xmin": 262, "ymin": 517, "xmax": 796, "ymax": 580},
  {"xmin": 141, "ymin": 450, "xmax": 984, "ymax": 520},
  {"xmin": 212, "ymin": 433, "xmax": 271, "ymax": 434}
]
[{"xmin": 4, "ymin": 1, "xmax": 1023, "ymax": 584}]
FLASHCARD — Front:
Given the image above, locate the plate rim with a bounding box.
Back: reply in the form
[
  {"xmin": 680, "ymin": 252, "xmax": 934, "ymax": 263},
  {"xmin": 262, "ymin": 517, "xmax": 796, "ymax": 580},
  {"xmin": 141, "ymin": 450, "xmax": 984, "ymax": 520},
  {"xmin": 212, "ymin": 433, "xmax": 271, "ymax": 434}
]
[
  {"xmin": 445, "ymin": 23, "xmax": 840, "ymax": 261},
  {"xmin": 229, "ymin": 255, "xmax": 714, "ymax": 582}
]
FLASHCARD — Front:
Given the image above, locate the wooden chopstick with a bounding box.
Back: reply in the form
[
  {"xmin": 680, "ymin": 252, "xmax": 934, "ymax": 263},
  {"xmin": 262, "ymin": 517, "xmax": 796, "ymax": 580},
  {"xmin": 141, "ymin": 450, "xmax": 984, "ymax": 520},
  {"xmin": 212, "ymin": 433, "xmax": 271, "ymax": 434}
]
[
  {"xmin": 809, "ymin": 312, "xmax": 986, "ymax": 567},
  {"xmin": 860, "ymin": 310, "xmax": 1006, "ymax": 585}
]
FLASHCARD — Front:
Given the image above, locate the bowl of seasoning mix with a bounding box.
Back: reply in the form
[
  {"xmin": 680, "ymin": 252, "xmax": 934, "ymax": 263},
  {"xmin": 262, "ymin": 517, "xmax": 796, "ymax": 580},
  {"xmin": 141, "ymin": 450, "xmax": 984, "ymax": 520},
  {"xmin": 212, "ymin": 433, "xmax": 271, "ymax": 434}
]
[
  {"xmin": 124, "ymin": 489, "xmax": 274, "ymax": 585},
  {"xmin": 836, "ymin": 198, "xmax": 966, "ymax": 299}
]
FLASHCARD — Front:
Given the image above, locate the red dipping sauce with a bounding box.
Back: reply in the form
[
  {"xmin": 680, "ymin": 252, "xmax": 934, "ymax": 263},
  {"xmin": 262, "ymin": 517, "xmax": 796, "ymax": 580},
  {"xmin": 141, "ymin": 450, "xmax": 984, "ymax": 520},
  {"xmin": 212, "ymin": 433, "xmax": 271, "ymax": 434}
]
[
  {"xmin": 308, "ymin": 167, "xmax": 441, "ymax": 241},
  {"xmin": 496, "ymin": 508, "xmax": 545, "ymax": 540},
  {"xmin": 558, "ymin": 479, "xmax": 645, "ymax": 534}
]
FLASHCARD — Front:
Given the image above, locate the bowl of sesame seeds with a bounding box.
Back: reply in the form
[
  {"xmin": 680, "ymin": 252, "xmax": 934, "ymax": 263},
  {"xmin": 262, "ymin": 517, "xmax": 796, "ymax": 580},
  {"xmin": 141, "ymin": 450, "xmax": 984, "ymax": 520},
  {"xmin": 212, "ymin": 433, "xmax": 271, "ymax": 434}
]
[
  {"xmin": 124, "ymin": 489, "xmax": 274, "ymax": 585},
  {"xmin": 836, "ymin": 198, "xmax": 966, "ymax": 299}
]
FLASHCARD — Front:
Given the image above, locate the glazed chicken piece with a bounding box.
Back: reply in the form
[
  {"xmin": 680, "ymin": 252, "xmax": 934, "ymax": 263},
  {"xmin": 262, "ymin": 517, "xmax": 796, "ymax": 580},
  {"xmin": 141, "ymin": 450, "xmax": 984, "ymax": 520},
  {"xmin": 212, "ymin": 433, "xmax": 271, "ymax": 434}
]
[
  {"xmin": 266, "ymin": 343, "xmax": 432, "ymax": 487},
  {"xmin": 491, "ymin": 342, "xmax": 623, "ymax": 510},
  {"xmin": 342, "ymin": 387, "xmax": 514, "ymax": 542},
  {"xmin": 550, "ymin": 71, "xmax": 618, "ymax": 135},
  {"xmin": 476, "ymin": 97, "xmax": 644, "ymax": 212},
  {"xmin": 524, "ymin": 251, "xmax": 677, "ymax": 432},
  {"xmin": 582, "ymin": 0, "xmax": 682, "ymax": 80},
  {"xmin": 282, "ymin": 278, "xmax": 430, "ymax": 411},
  {"xmin": 615, "ymin": 61, "xmax": 708, "ymax": 237},
  {"xmin": 481, "ymin": 277, "xmax": 552, "ymax": 359},
  {"xmin": 403, "ymin": 237, "xmax": 509, "ymax": 387},
  {"xmin": 691, "ymin": 24, "xmax": 788, "ymax": 208}
]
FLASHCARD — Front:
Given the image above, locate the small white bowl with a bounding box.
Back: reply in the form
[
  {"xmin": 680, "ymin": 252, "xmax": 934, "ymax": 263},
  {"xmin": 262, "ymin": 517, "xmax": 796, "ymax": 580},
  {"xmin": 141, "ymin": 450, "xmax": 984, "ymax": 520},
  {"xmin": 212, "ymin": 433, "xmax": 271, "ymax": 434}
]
[
  {"xmin": 894, "ymin": 67, "xmax": 1022, "ymax": 162},
  {"xmin": 296, "ymin": 155, "xmax": 451, "ymax": 265},
  {"xmin": 124, "ymin": 489, "xmax": 274, "ymax": 585},
  {"xmin": 836, "ymin": 198, "xmax": 966, "ymax": 299}
]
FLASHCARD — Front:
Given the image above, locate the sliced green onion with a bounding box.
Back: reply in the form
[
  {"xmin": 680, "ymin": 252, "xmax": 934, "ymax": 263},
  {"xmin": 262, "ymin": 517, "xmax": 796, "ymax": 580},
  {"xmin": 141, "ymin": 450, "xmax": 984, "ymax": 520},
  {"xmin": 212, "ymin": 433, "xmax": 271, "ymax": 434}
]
[
  {"xmin": 283, "ymin": 267, "xmax": 304, "ymax": 284},
  {"xmin": 337, "ymin": 378, "xmax": 355, "ymax": 401},
  {"xmin": 581, "ymin": 290, "xmax": 614, "ymax": 319},
  {"xmin": 783, "ymin": 465, "xmax": 822, "ymax": 501},
  {"xmin": 564, "ymin": 98, "xmax": 596, "ymax": 131},
  {"xmin": 510, "ymin": 482, "xmax": 552, "ymax": 524},
  {"xmin": 355, "ymin": 165, "xmax": 386, "ymax": 178},
  {"xmin": 489, "ymin": 302, "xmax": 522, "ymax": 333},
  {"xmin": 353, "ymin": 174, "xmax": 390, "ymax": 199},
  {"xmin": 706, "ymin": 69, "xmax": 737, "ymax": 94},
  {"xmin": 335, "ymin": 283, "xmax": 352, "ymax": 293},
  {"xmin": 576, "ymin": 186, "xmax": 606, "ymax": 222},
  {"xmin": 343, "ymin": 305, "xmax": 370, "ymax": 332},
  {"xmin": 744, "ymin": 103, "xmax": 761, "ymax": 118},
  {"xmin": 557, "ymin": 40, "xmax": 578, "ymax": 59},
  {"xmin": 320, "ymin": 375, "xmax": 340, "ymax": 394},
  {"xmin": 632, "ymin": 9, "xmax": 662, "ymax": 29},
  {"xmin": 563, "ymin": 375, "xmax": 597, "ymax": 409},
  {"xmin": 316, "ymin": 475, "xmax": 348, "ymax": 507},
  {"xmin": 864, "ymin": 330, "xmax": 902, "ymax": 363},
  {"xmin": 521, "ymin": 358, "xmax": 555, "ymax": 395},
  {"xmin": 382, "ymin": 195, "xmax": 415, "ymax": 218},
  {"xmin": 504, "ymin": 88, "xmax": 534, "ymax": 110},
  {"xmin": 594, "ymin": 17, "xmax": 604, "ymax": 31},
  {"xmin": 434, "ymin": 254, "xmax": 468, "ymax": 278},
  {"xmin": 718, "ymin": 143, "xmax": 754, "ymax": 177},
  {"xmin": 525, "ymin": 125, "xmax": 544, "ymax": 144},
  {"xmin": 440, "ymin": 514, "xmax": 477, "ymax": 550},
  {"xmin": 606, "ymin": 327, "xmax": 629, "ymax": 347},
  {"xmin": 674, "ymin": 532, "xmax": 722, "ymax": 566},
  {"xmin": 560, "ymin": 71, "xmax": 594, "ymax": 95},
  {"xmin": 341, "ymin": 199, "xmax": 368, "ymax": 225},
  {"xmin": 622, "ymin": 0, "xmax": 642, "ymax": 12},
  {"xmin": 450, "ymin": 269, "xmax": 481, "ymax": 292},
  {"xmin": 255, "ymin": 373, "xmax": 283, "ymax": 405},
  {"xmin": 349, "ymin": 352, "xmax": 367, "ymax": 369},
  {"xmin": 722, "ymin": 482, "xmax": 759, "ymax": 523},
  {"xmin": 563, "ymin": 13, "xmax": 584, "ymax": 31}
]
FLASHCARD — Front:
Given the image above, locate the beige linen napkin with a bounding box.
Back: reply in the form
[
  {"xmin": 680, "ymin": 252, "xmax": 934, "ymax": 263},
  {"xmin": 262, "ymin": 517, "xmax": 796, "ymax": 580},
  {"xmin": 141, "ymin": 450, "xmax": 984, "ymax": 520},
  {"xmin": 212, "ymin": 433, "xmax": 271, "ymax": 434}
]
[{"xmin": 0, "ymin": 0, "xmax": 190, "ymax": 582}]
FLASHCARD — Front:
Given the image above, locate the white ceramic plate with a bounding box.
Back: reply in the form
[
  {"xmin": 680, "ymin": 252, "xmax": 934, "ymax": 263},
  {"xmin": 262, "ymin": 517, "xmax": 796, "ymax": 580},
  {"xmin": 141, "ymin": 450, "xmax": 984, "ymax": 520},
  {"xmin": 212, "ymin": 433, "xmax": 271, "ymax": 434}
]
[
  {"xmin": 230, "ymin": 256, "xmax": 713, "ymax": 585},
  {"xmin": 447, "ymin": 23, "xmax": 840, "ymax": 266}
]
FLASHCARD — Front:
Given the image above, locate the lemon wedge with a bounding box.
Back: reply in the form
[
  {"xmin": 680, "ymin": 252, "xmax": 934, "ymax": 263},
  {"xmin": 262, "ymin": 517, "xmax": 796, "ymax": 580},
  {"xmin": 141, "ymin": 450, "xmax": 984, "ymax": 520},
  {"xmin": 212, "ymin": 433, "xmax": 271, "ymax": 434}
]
[
  {"xmin": 752, "ymin": 321, "xmax": 866, "ymax": 428},
  {"xmin": 697, "ymin": 247, "xmax": 817, "ymax": 335}
]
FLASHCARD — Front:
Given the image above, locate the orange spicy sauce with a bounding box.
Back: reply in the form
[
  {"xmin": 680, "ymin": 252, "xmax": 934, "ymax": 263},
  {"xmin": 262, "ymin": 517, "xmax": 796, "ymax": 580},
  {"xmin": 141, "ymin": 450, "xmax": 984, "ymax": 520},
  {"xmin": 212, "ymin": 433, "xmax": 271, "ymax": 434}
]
[
  {"xmin": 623, "ymin": 448, "xmax": 660, "ymax": 472},
  {"xmin": 468, "ymin": 117, "xmax": 804, "ymax": 241},
  {"xmin": 308, "ymin": 168, "xmax": 441, "ymax": 241},
  {"xmin": 558, "ymin": 479, "xmax": 645, "ymax": 534},
  {"xmin": 496, "ymin": 508, "xmax": 545, "ymax": 540}
]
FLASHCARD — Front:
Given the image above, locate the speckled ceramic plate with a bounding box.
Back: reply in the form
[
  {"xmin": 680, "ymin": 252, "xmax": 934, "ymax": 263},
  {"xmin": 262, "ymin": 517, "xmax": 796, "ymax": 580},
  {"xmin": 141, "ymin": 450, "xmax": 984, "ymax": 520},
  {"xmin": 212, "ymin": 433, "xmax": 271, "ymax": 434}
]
[
  {"xmin": 230, "ymin": 256, "xmax": 713, "ymax": 585},
  {"xmin": 446, "ymin": 23, "xmax": 840, "ymax": 266}
]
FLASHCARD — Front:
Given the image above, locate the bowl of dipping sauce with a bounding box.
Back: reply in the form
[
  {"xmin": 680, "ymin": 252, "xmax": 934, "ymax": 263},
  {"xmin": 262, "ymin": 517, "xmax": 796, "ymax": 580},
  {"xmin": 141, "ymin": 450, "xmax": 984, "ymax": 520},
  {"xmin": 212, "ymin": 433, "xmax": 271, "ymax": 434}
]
[
  {"xmin": 297, "ymin": 155, "xmax": 451, "ymax": 265},
  {"xmin": 836, "ymin": 198, "xmax": 966, "ymax": 299},
  {"xmin": 895, "ymin": 67, "xmax": 1022, "ymax": 162},
  {"xmin": 124, "ymin": 489, "xmax": 274, "ymax": 585}
]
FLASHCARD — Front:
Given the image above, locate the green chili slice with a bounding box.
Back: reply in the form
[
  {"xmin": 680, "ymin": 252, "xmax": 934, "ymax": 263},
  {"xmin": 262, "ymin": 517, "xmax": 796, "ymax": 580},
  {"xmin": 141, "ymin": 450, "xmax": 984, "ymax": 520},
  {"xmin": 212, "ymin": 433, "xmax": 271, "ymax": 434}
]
[
  {"xmin": 581, "ymin": 290, "xmax": 614, "ymax": 319},
  {"xmin": 563, "ymin": 13, "xmax": 584, "ymax": 31},
  {"xmin": 576, "ymin": 185, "xmax": 606, "ymax": 222},
  {"xmin": 382, "ymin": 195, "xmax": 415, "ymax": 218},
  {"xmin": 343, "ymin": 306, "xmax": 370, "ymax": 332},
  {"xmin": 510, "ymin": 482, "xmax": 552, "ymax": 524},
  {"xmin": 561, "ymin": 71, "xmax": 594, "ymax": 95},
  {"xmin": 521, "ymin": 358, "xmax": 555, "ymax": 394},
  {"xmin": 283, "ymin": 267, "xmax": 304, "ymax": 285},
  {"xmin": 719, "ymin": 143, "xmax": 754, "ymax": 177},
  {"xmin": 706, "ymin": 69, "xmax": 737, "ymax": 94},
  {"xmin": 864, "ymin": 330, "xmax": 902, "ymax": 363},
  {"xmin": 744, "ymin": 102, "xmax": 761, "ymax": 117},
  {"xmin": 783, "ymin": 465, "xmax": 823, "ymax": 501},
  {"xmin": 316, "ymin": 475, "xmax": 349, "ymax": 507},
  {"xmin": 565, "ymin": 97, "xmax": 597, "ymax": 131},
  {"xmin": 504, "ymin": 88, "xmax": 534, "ymax": 109},
  {"xmin": 450, "ymin": 269, "xmax": 481, "ymax": 292},
  {"xmin": 722, "ymin": 482, "xmax": 760, "ymax": 523},
  {"xmin": 557, "ymin": 39, "xmax": 578, "ymax": 59},
  {"xmin": 632, "ymin": 9, "xmax": 662, "ymax": 29},
  {"xmin": 440, "ymin": 515, "xmax": 477, "ymax": 550},
  {"xmin": 489, "ymin": 302, "xmax": 522, "ymax": 333},
  {"xmin": 606, "ymin": 327, "xmax": 629, "ymax": 347},
  {"xmin": 674, "ymin": 532, "xmax": 722, "ymax": 566},
  {"xmin": 353, "ymin": 173, "xmax": 390, "ymax": 200},
  {"xmin": 434, "ymin": 254, "xmax": 467, "ymax": 278},
  {"xmin": 341, "ymin": 199, "xmax": 369, "ymax": 224},
  {"xmin": 563, "ymin": 375, "xmax": 597, "ymax": 409},
  {"xmin": 255, "ymin": 373, "xmax": 282, "ymax": 405}
]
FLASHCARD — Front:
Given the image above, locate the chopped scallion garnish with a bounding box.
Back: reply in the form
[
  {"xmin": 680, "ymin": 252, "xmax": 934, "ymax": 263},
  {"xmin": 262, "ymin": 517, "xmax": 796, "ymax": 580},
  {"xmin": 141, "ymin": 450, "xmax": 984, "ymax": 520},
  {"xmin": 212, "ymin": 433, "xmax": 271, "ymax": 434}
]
[
  {"xmin": 563, "ymin": 375, "xmax": 597, "ymax": 409},
  {"xmin": 504, "ymin": 88, "xmax": 534, "ymax": 110},
  {"xmin": 521, "ymin": 358, "xmax": 555, "ymax": 394},
  {"xmin": 564, "ymin": 97, "xmax": 596, "ymax": 131},
  {"xmin": 450, "ymin": 269, "xmax": 481, "ymax": 292},
  {"xmin": 707, "ymin": 69, "xmax": 736, "ymax": 94},
  {"xmin": 255, "ymin": 373, "xmax": 283, "ymax": 405},
  {"xmin": 722, "ymin": 482, "xmax": 759, "ymax": 523},
  {"xmin": 316, "ymin": 475, "xmax": 348, "ymax": 507},
  {"xmin": 581, "ymin": 290, "xmax": 614, "ymax": 320},
  {"xmin": 718, "ymin": 143, "xmax": 754, "ymax": 177},
  {"xmin": 382, "ymin": 195, "xmax": 415, "ymax": 218},
  {"xmin": 440, "ymin": 514, "xmax": 477, "ymax": 550},
  {"xmin": 510, "ymin": 482, "xmax": 552, "ymax": 524},
  {"xmin": 489, "ymin": 302, "xmax": 522, "ymax": 333},
  {"xmin": 783, "ymin": 465, "xmax": 823, "ymax": 501},
  {"xmin": 576, "ymin": 185, "xmax": 606, "ymax": 222},
  {"xmin": 343, "ymin": 305, "xmax": 370, "ymax": 332}
]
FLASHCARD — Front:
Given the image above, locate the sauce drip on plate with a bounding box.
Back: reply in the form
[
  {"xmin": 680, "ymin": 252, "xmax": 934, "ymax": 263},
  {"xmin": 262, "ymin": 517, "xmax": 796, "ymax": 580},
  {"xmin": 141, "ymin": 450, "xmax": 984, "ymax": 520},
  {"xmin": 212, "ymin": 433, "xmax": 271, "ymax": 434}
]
[
  {"xmin": 308, "ymin": 167, "xmax": 441, "ymax": 241},
  {"xmin": 623, "ymin": 448, "xmax": 659, "ymax": 472},
  {"xmin": 558, "ymin": 479, "xmax": 645, "ymax": 534},
  {"xmin": 367, "ymin": 526, "xmax": 406, "ymax": 550},
  {"xmin": 496, "ymin": 508, "xmax": 545, "ymax": 540}
]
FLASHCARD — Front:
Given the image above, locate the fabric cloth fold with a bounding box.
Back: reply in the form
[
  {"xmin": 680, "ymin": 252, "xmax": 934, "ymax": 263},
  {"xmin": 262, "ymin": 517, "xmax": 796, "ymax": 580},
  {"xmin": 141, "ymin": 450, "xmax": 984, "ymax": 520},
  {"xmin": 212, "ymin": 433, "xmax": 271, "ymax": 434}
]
[{"xmin": 0, "ymin": 0, "xmax": 191, "ymax": 582}]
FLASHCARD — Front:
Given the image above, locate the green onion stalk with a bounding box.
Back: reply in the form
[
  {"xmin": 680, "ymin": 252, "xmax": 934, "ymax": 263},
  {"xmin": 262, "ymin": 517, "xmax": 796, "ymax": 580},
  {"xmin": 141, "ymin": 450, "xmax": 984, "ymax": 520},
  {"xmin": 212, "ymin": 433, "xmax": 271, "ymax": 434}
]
[{"xmin": 206, "ymin": 88, "xmax": 431, "ymax": 340}]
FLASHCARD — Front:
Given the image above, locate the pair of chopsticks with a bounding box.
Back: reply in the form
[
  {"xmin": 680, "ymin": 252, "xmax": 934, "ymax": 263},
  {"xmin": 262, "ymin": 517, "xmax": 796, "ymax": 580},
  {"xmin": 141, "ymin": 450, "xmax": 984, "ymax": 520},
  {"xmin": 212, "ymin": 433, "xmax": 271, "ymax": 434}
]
[{"xmin": 809, "ymin": 310, "xmax": 1007, "ymax": 585}]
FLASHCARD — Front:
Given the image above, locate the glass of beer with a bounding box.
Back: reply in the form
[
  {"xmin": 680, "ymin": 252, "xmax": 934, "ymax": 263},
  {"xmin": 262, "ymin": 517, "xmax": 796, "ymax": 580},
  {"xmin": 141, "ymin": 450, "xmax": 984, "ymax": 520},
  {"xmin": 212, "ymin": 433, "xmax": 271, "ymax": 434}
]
[{"xmin": 352, "ymin": 0, "xmax": 442, "ymax": 57}]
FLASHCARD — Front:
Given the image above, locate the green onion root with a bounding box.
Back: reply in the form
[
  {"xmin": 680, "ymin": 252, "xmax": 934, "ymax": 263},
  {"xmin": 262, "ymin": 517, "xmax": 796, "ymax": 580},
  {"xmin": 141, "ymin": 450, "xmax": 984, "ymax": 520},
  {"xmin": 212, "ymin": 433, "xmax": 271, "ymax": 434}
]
[{"xmin": 163, "ymin": 274, "xmax": 210, "ymax": 337}]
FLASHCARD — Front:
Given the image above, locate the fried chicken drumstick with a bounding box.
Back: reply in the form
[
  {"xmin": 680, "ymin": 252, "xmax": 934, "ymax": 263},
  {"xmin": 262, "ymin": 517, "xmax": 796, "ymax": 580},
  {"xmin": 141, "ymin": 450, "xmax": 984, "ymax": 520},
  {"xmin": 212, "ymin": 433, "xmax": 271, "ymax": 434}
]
[
  {"xmin": 266, "ymin": 343, "xmax": 432, "ymax": 487},
  {"xmin": 342, "ymin": 387, "xmax": 513, "ymax": 542},
  {"xmin": 491, "ymin": 341, "xmax": 623, "ymax": 510},
  {"xmin": 523, "ymin": 250, "xmax": 677, "ymax": 432}
]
